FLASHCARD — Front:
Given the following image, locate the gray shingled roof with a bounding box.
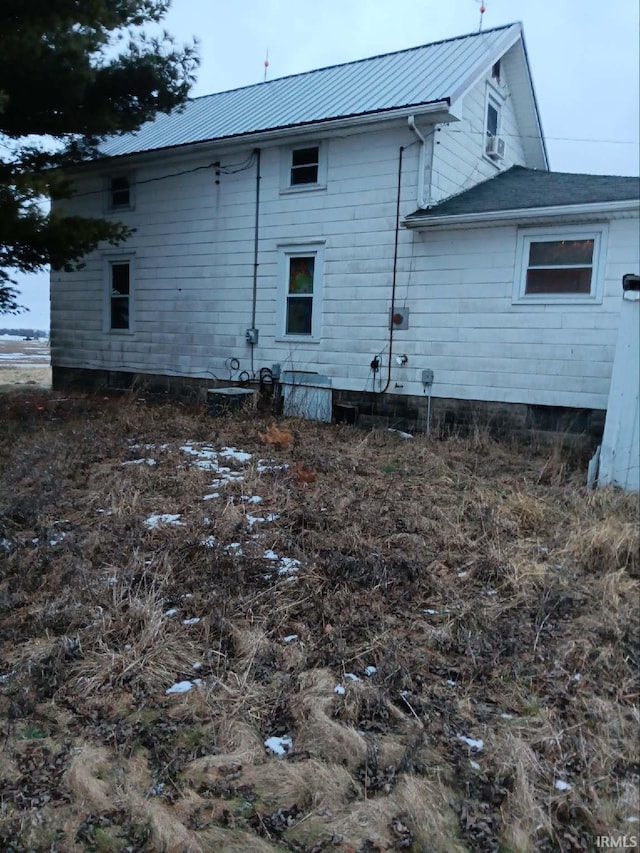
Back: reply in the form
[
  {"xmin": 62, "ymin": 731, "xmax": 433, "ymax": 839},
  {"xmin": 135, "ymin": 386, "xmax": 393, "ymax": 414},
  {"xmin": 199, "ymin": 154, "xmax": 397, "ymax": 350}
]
[
  {"xmin": 405, "ymin": 166, "xmax": 640, "ymax": 220},
  {"xmin": 100, "ymin": 23, "xmax": 519, "ymax": 158}
]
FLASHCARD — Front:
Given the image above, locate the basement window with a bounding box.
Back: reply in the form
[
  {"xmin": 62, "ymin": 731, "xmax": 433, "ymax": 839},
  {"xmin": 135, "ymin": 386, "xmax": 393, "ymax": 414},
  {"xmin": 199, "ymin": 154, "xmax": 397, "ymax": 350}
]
[
  {"xmin": 513, "ymin": 226, "xmax": 607, "ymax": 304},
  {"xmin": 277, "ymin": 244, "xmax": 324, "ymax": 340},
  {"xmin": 106, "ymin": 259, "xmax": 134, "ymax": 331}
]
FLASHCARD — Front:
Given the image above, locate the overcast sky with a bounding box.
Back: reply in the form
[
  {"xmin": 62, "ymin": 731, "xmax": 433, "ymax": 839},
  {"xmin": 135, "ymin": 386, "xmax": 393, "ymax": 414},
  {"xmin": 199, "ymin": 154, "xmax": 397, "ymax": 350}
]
[{"xmin": 6, "ymin": 0, "xmax": 639, "ymax": 330}]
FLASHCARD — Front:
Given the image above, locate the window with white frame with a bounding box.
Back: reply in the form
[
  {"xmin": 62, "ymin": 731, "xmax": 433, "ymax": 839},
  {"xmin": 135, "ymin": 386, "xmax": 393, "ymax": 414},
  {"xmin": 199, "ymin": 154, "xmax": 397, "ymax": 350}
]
[
  {"xmin": 513, "ymin": 226, "xmax": 608, "ymax": 304},
  {"xmin": 278, "ymin": 244, "xmax": 324, "ymax": 339},
  {"xmin": 108, "ymin": 174, "xmax": 134, "ymax": 210},
  {"xmin": 107, "ymin": 259, "xmax": 133, "ymax": 330},
  {"xmin": 281, "ymin": 144, "xmax": 327, "ymax": 192}
]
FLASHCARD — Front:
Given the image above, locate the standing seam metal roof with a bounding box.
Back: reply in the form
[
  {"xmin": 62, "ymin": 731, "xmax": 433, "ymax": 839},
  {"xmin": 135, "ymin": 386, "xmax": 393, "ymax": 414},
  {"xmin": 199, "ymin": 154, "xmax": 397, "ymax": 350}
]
[{"xmin": 100, "ymin": 23, "xmax": 518, "ymax": 158}]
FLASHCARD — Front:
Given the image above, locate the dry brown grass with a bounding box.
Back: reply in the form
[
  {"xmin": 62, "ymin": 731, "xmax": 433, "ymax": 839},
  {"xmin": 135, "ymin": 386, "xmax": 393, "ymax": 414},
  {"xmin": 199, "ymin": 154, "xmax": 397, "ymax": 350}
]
[{"xmin": 0, "ymin": 389, "xmax": 638, "ymax": 851}]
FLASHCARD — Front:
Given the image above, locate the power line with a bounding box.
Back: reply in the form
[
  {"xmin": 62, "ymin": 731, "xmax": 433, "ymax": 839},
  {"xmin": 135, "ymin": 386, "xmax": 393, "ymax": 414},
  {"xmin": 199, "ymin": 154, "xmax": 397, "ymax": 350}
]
[{"xmin": 439, "ymin": 128, "xmax": 639, "ymax": 145}]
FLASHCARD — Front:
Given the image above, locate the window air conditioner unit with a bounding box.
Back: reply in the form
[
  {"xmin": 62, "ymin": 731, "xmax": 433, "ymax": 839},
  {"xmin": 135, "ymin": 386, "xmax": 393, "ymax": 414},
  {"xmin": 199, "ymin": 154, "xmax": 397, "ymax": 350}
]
[{"xmin": 486, "ymin": 135, "xmax": 506, "ymax": 160}]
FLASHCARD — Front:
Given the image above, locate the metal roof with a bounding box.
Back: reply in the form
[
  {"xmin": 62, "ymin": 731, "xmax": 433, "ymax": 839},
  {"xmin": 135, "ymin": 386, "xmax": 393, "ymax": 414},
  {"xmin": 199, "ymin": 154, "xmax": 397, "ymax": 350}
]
[
  {"xmin": 100, "ymin": 23, "xmax": 519, "ymax": 158},
  {"xmin": 404, "ymin": 166, "xmax": 640, "ymax": 221}
]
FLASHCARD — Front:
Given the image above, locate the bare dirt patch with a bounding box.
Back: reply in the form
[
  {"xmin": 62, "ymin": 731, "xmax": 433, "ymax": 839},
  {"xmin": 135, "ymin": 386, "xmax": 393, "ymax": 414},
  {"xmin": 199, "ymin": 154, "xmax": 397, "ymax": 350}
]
[{"xmin": 0, "ymin": 391, "xmax": 637, "ymax": 851}]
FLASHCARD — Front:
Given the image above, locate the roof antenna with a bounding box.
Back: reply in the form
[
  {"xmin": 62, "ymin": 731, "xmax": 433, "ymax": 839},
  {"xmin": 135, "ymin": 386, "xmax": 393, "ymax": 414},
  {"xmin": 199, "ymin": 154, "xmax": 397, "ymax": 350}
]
[
  {"xmin": 476, "ymin": 0, "xmax": 486, "ymax": 31},
  {"xmin": 263, "ymin": 49, "xmax": 269, "ymax": 82}
]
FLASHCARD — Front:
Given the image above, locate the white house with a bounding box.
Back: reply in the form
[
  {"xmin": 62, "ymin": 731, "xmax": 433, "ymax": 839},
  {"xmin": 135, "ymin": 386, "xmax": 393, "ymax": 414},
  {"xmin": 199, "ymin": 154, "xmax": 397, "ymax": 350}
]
[{"xmin": 51, "ymin": 22, "xmax": 640, "ymax": 436}]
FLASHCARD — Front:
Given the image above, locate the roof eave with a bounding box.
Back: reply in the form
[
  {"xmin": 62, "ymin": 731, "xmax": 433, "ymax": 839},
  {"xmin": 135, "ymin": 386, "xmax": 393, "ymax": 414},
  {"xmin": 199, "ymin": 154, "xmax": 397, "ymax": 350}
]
[
  {"xmin": 97, "ymin": 99, "xmax": 453, "ymax": 164},
  {"xmin": 404, "ymin": 198, "xmax": 640, "ymax": 229}
]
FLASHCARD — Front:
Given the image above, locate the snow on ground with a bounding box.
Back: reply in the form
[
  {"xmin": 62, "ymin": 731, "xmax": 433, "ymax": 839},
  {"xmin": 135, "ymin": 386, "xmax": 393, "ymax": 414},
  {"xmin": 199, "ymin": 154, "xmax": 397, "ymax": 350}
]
[
  {"xmin": 264, "ymin": 735, "xmax": 293, "ymax": 755},
  {"xmin": 457, "ymin": 735, "xmax": 484, "ymax": 751},
  {"xmin": 166, "ymin": 679, "xmax": 202, "ymax": 695},
  {"xmin": 144, "ymin": 514, "xmax": 185, "ymax": 529}
]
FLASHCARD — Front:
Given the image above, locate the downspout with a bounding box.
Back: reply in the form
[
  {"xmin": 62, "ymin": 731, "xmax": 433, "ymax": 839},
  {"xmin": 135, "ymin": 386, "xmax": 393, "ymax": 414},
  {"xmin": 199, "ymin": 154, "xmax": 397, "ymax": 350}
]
[
  {"xmin": 250, "ymin": 148, "xmax": 261, "ymax": 374},
  {"xmin": 407, "ymin": 115, "xmax": 429, "ymax": 209},
  {"xmin": 378, "ymin": 145, "xmax": 404, "ymax": 394}
]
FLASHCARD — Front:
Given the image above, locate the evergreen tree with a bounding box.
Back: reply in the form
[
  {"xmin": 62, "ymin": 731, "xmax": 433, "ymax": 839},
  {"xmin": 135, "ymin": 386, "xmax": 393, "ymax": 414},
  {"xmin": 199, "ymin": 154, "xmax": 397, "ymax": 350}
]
[{"xmin": 0, "ymin": 1, "xmax": 199, "ymax": 312}]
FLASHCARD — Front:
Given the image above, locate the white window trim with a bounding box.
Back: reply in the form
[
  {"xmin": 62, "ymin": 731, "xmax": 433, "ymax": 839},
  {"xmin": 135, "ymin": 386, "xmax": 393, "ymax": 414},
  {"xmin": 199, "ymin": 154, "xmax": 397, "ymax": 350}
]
[
  {"xmin": 103, "ymin": 255, "xmax": 135, "ymax": 333},
  {"xmin": 276, "ymin": 242, "xmax": 325, "ymax": 342},
  {"xmin": 279, "ymin": 143, "xmax": 327, "ymax": 194},
  {"xmin": 512, "ymin": 225, "xmax": 608, "ymax": 305},
  {"xmin": 105, "ymin": 172, "xmax": 136, "ymax": 213}
]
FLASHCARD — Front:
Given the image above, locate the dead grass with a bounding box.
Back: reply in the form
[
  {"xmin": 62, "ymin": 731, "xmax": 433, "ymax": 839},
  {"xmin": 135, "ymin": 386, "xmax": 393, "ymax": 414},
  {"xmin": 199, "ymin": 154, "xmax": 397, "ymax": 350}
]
[{"xmin": 0, "ymin": 390, "xmax": 638, "ymax": 851}]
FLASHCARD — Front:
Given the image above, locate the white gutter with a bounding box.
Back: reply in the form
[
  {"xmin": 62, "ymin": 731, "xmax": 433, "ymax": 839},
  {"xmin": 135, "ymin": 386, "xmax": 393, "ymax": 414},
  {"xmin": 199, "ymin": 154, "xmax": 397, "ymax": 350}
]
[
  {"xmin": 404, "ymin": 198, "xmax": 640, "ymax": 229},
  {"xmin": 407, "ymin": 115, "xmax": 430, "ymax": 209}
]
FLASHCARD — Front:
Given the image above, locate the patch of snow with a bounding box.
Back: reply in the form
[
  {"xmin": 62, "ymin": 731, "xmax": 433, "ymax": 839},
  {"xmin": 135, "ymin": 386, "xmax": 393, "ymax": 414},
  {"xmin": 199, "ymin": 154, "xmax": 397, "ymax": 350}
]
[
  {"xmin": 457, "ymin": 571, "xmax": 467, "ymax": 578},
  {"xmin": 220, "ymin": 447, "xmax": 252, "ymax": 463},
  {"xmin": 334, "ymin": 684, "xmax": 346, "ymax": 695},
  {"xmin": 485, "ymin": 589, "xmax": 498, "ymax": 596},
  {"xmin": 500, "ymin": 713, "xmax": 515, "ymax": 719},
  {"xmin": 554, "ymin": 780, "xmax": 572, "ymax": 792},
  {"xmin": 572, "ymin": 673, "xmax": 582, "ymax": 682},
  {"xmin": 246, "ymin": 514, "xmax": 265, "ymax": 529},
  {"xmin": 202, "ymin": 517, "xmax": 211, "ymax": 525},
  {"xmin": 144, "ymin": 513, "xmax": 184, "ymax": 529},
  {"xmin": 422, "ymin": 608, "xmax": 438, "ymax": 615},
  {"xmin": 0, "ymin": 671, "xmax": 15, "ymax": 683},
  {"xmin": 264, "ymin": 735, "xmax": 292, "ymax": 756},
  {"xmin": 104, "ymin": 576, "xmax": 118, "ymax": 586},
  {"xmin": 263, "ymin": 549, "xmax": 279, "ymax": 561},
  {"xmin": 388, "ymin": 428, "xmax": 413, "ymax": 439},
  {"xmin": 201, "ymin": 535, "xmax": 216, "ymax": 548},
  {"xmin": 400, "ymin": 690, "xmax": 411, "ymax": 698},
  {"xmin": 0, "ymin": 538, "xmax": 11, "ymax": 550},
  {"xmin": 446, "ymin": 680, "xmax": 457, "ymax": 687},
  {"xmin": 364, "ymin": 666, "xmax": 377, "ymax": 677},
  {"xmin": 149, "ymin": 781, "xmax": 165, "ymax": 796},
  {"xmin": 192, "ymin": 662, "xmax": 202, "ymax": 670},
  {"xmin": 457, "ymin": 735, "xmax": 484, "ymax": 751},
  {"xmin": 470, "ymin": 760, "xmax": 481, "ymax": 770},
  {"xmin": 203, "ymin": 493, "xmax": 221, "ymax": 501},
  {"xmin": 283, "ymin": 635, "xmax": 298, "ymax": 643},
  {"xmin": 31, "ymin": 538, "xmax": 39, "ymax": 545},
  {"xmin": 277, "ymin": 557, "xmax": 300, "ymax": 575},
  {"xmin": 49, "ymin": 532, "xmax": 66, "ymax": 546},
  {"xmin": 166, "ymin": 680, "xmax": 201, "ymax": 695},
  {"xmin": 165, "ymin": 608, "xmax": 178, "ymax": 617},
  {"xmin": 122, "ymin": 458, "xmax": 156, "ymax": 466},
  {"xmin": 182, "ymin": 617, "xmax": 201, "ymax": 625},
  {"xmin": 265, "ymin": 513, "xmax": 280, "ymax": 522},
  {"xmin": 345, "ymin": 673, "xmax": 361, "ymax": 682},
  {"xmin": 226, "ymin": 543, "xmax": 244, "ymax": 556},
  {"xmin": 242, "ymin": 495, "xmax": 263, "ymax": 504},
  {"xmin": 626, "ymin": 816, "xmax": 639, "ymax": 823},
  {"xmin": 256, "ymin": 460, "xmax": 289, "ymax": 473}
]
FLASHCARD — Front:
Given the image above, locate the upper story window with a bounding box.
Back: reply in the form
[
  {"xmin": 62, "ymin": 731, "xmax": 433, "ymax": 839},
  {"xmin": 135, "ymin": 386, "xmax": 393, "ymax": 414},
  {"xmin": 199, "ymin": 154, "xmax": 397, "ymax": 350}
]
[
  {"xmin": 491, "ymin": 60, "xmax": 501, "ymax": 84},
  {"xmin": 281, "ymin": 143, "xmax": 327, "ymax": 193},
  {"xmin": 486, "ymin": 99, "xmax": 500, "ymax": 139},
  {"xmin": 291, "ymin": 147, "xmax": 319, "ymax": 185},
  {"xmin": 108, "ymin": 175, "xmax": 134, "ymax": 210},
  {"xmin": 513, "ymin": 226, "xmax": 608, "ymax": 304}
]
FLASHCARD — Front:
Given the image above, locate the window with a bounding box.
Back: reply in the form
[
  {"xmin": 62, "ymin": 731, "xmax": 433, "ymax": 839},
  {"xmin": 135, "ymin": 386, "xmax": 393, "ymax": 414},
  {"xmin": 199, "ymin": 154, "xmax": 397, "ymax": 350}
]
[
  {"xmin": 486, "ymin": 99, "xmax": 500, "ymax": 139},
  {"xmin": 291, "ymin": 147, "xmax": 319, "ymax": 185},
  {"xmin": 281, "ymin": 143, "xmax": 327, "ymax": 192},
  {"xmin": 277, "ymin": 244, "xmax": 324, "ymax": 340},
  {"xmin": 491, "ymin": 60, "xmax": 501, "ymax": 83},
  {"xmin": 514, "ymin": 226, "xmax": 607, "ymax": 304},
  {"xmin": 107, "ymin": 260, "xmax": 133, "ymax": 330},
  {"xmin": 108, "ymin": 175, "xmax": 133, "ymax": 210}
]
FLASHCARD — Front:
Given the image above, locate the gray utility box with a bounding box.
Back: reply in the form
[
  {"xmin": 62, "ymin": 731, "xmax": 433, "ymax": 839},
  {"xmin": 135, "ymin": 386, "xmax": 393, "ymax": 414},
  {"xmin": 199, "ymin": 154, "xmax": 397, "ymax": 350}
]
[{"xmin": 207, "ymin": 386, "xmax": 256, "ymax": 416}]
